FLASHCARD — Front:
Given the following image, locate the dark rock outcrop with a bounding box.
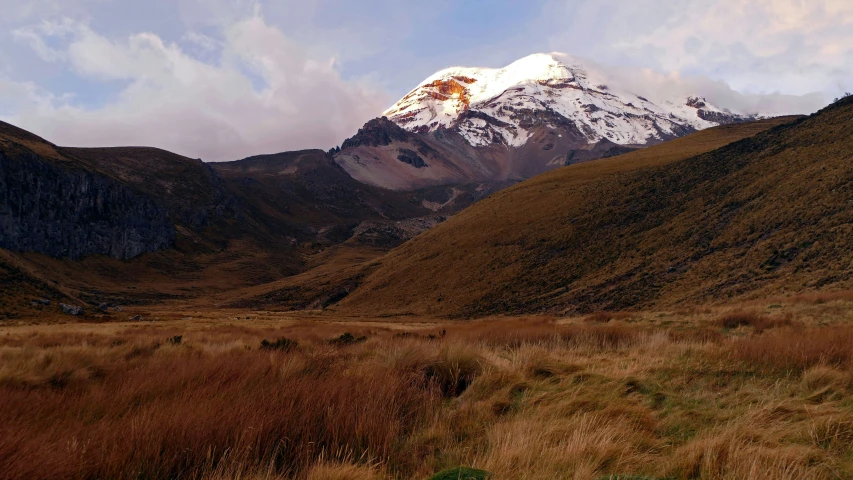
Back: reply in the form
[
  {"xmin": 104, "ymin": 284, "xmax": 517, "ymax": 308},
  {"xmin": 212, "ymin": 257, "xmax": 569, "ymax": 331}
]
[
  {"xmin": 687, "ymin": 96, "xmax": 752, "ymax": 125},
  {"xmin": 397, "ymin": 149, "xmax": 428, "ymax": 168},
  {"xmin": 0, "ymin": 150, "xmax": 175, "ymax": 260},
  {"xmin": 564, "ymin": 139, "xmax": 640, "ymax": 165},
  {"xmin": 697, "ymin": 109, "xmax": 749, "ymax": 125},
  {"xmin": 59, "ymin": 303, "xmax": 83, "ymax": 315},
  {"xmin": 340, "ymin": 117, "xmax": 409, "ymax": 149}
]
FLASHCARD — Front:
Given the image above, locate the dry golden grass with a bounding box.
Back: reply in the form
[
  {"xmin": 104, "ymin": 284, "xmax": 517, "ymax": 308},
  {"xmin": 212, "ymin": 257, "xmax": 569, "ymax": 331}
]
[
  {"xmin": 3, "ymin": 299, "xmax": 853, "ymax": 479},
  {"xmin": 730, "ymin": 325, "xmax": 853, "ymax": 372},
  {"xmin": 713, "ymin": 311, "xmax": 795, "ymax": 332}
]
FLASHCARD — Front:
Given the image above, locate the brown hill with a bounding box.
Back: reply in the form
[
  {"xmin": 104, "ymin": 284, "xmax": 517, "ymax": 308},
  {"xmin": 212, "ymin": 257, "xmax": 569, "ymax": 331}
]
[
  {"xmin": 212, "ymin": 150, "xmax": 430, "ymax": 243},
  {"xmin": 0, "ymin": 121, "xmax": 507, "ymax": 318},
  {"xmin": 336, "ymin": 113, "xmax": 818, "ymax": 316}
]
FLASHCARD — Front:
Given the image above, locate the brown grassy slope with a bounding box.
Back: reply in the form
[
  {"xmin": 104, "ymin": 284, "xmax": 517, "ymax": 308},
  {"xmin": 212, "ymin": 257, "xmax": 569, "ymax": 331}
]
[
  {"xmin": 337, "ymin": 114, "xmax": 815, "ymax": 316},
  {"xmin": 216, "ymin": 244, "xmax": 384, "ymax": 310},
  {"xmin": 0, "ymin": 254, "xmax": 72, "ymax": 320},
  {"xmin": 0, "ymin": 123, "xmax": 65, "ymax": 163}
]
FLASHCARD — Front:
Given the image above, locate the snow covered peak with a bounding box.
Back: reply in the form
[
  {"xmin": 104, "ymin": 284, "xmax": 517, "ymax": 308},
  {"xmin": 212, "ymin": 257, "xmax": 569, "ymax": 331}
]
[
  {"xmin": 384, "ymin": 53, "xmax": 752, "ymax": 148},
  {"xmin": 386, "ymin": 52, "xmax": 576, "ymax": 133},
  {"xmin": 422, "ymin": 53, "xmax": 573, "ymax": 100}
]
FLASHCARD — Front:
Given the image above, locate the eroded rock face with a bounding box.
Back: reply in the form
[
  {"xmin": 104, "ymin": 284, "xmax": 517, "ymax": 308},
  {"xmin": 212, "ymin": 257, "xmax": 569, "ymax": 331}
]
[
  {"xmin": 421, "ymin": 78, "xmax": 473, "ymax": 107},
  {"xmin": 397, "ymin": 149, "xmax": 428, "ymax": 168},
  {"xmin": 0, "ymin": 150, "xmax": 175, "ymax": 260}
]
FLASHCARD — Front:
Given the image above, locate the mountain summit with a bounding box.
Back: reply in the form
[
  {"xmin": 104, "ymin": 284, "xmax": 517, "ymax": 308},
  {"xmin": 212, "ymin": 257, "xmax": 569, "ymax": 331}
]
[
  {"xmin": 335, "ymin": 53, "xmax": 755, "ymax": 190},
  {"xmin": 384, "ymin": 53, "xmax": 751, "ymax": 147}
]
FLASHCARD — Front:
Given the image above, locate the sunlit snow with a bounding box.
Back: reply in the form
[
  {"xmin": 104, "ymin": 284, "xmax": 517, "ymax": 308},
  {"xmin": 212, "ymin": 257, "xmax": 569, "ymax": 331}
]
[{"xmin": 384, "ymin": 53, "xmax": 746, "ymax": 148}]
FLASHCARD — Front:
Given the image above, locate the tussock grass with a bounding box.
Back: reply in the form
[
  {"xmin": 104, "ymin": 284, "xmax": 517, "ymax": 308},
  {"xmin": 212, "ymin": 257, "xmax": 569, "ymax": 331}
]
[
  {"xmin": 0, "ymin": 344, "xmax": 438, "ymax": 479},
  {"xmin": 3, "ymin": 308, "xmax": 853, "ymax": 479},
  {"xmin": 729, "ymin": 325, "xmax": 853, "ymax": 372},
  {"xmin": 305, "ymin": 462, "xmax": 384, "ymax": 480}
]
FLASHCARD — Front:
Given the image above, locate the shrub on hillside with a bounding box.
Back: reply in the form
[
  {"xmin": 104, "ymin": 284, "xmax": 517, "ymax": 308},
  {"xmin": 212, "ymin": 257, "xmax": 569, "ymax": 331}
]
[
  {"xmin": 585, "ymin": 311, "xmax": 634, "ymax": 323},
  {"xmin": 716, "ymin": 312, "xmax": 763, "ymax": 329},
  {"xmin": 259, "ymin": 337, "xmax": 298, "ymax": 352},
  {"xmin": 331, "ymin": 332, "xmax": 367, "ymax": 346},
  {"xmin": 715, "ymin": 312, "xmax": 791, "ymax": 332}
]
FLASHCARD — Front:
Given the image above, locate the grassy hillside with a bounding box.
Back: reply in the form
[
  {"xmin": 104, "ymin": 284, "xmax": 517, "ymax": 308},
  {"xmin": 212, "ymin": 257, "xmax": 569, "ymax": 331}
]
[{"xmin": 337, "ymin": 113, "xmax": 823, "ymax": 316}]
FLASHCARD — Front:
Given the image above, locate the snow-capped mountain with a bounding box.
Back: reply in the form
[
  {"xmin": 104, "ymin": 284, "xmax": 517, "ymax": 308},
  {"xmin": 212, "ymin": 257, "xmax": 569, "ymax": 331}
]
[
  {"xmin": 334, "ymin": 53, "xmax": 756, "ymax": 191},
  {"xmin": 384, "ymin": 53, "xmax": 751, "ymax": 148}
]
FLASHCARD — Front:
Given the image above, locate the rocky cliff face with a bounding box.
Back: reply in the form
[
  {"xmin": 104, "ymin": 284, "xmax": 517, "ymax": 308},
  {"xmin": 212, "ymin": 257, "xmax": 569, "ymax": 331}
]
[
  {"xmin": 63, "ymin": 146, "xmax": 242, "ymax": 231},
  {"xmin": 0, "ymin": 149, "xmax": 175, "ymax": 260}
]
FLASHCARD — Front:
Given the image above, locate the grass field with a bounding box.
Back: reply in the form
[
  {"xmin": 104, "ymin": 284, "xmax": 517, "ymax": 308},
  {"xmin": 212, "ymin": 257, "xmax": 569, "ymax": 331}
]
[{"xmin": 4, "ymin": 295, "xmax": 853, "ymax": 480}]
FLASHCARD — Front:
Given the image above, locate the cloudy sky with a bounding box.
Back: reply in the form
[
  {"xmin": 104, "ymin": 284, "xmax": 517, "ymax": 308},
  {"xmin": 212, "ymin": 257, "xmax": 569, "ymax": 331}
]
[{"xmin": 0, "ymin": 0, "xmax": 850, "ymax": 161}]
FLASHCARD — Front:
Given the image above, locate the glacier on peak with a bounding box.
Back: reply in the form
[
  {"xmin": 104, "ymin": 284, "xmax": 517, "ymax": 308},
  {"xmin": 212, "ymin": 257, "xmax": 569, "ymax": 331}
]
[{"xmin": 383, "ymin": 52, "xmax": 753, "ymax": 149}]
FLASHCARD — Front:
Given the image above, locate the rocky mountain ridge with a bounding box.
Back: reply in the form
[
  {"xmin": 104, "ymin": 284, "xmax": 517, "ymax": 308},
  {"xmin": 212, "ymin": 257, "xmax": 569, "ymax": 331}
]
[{"xmin": 333, "ymin": 53, "xmax": 757, "ymax": 191}]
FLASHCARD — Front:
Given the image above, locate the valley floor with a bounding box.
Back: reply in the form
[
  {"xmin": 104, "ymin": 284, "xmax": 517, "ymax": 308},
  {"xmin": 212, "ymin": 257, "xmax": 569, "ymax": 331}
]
[{"xmin": 4, "ymin": 295, "xmax": 853, "ymax": 479}]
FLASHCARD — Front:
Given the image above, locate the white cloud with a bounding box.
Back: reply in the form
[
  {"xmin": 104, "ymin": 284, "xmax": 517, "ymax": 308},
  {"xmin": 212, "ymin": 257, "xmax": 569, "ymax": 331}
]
[
  {"xmin": 541, "ymin": 0, "xmax": 853, "ymax": 98},
  {"xmin": 557, "ymin": 55, "xmax": 828, "ymax": 116},
  {"xmin": 12, "ymin": 26, "xmax": 67, "ymax": 62},
  {"xmin": 623, "ymin": 0, "xmax": 853, "ymax": 94},
  {"xmin": 0, "ymin": 78, "xmax": 59, "ymax": 113},
  {"xmin": 182, "ymin": 31, "xmax": 219, "ymax": 52},
  {"xmin": 0, "ymin": 12, "xmax": 389, "ymax": 161}
]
